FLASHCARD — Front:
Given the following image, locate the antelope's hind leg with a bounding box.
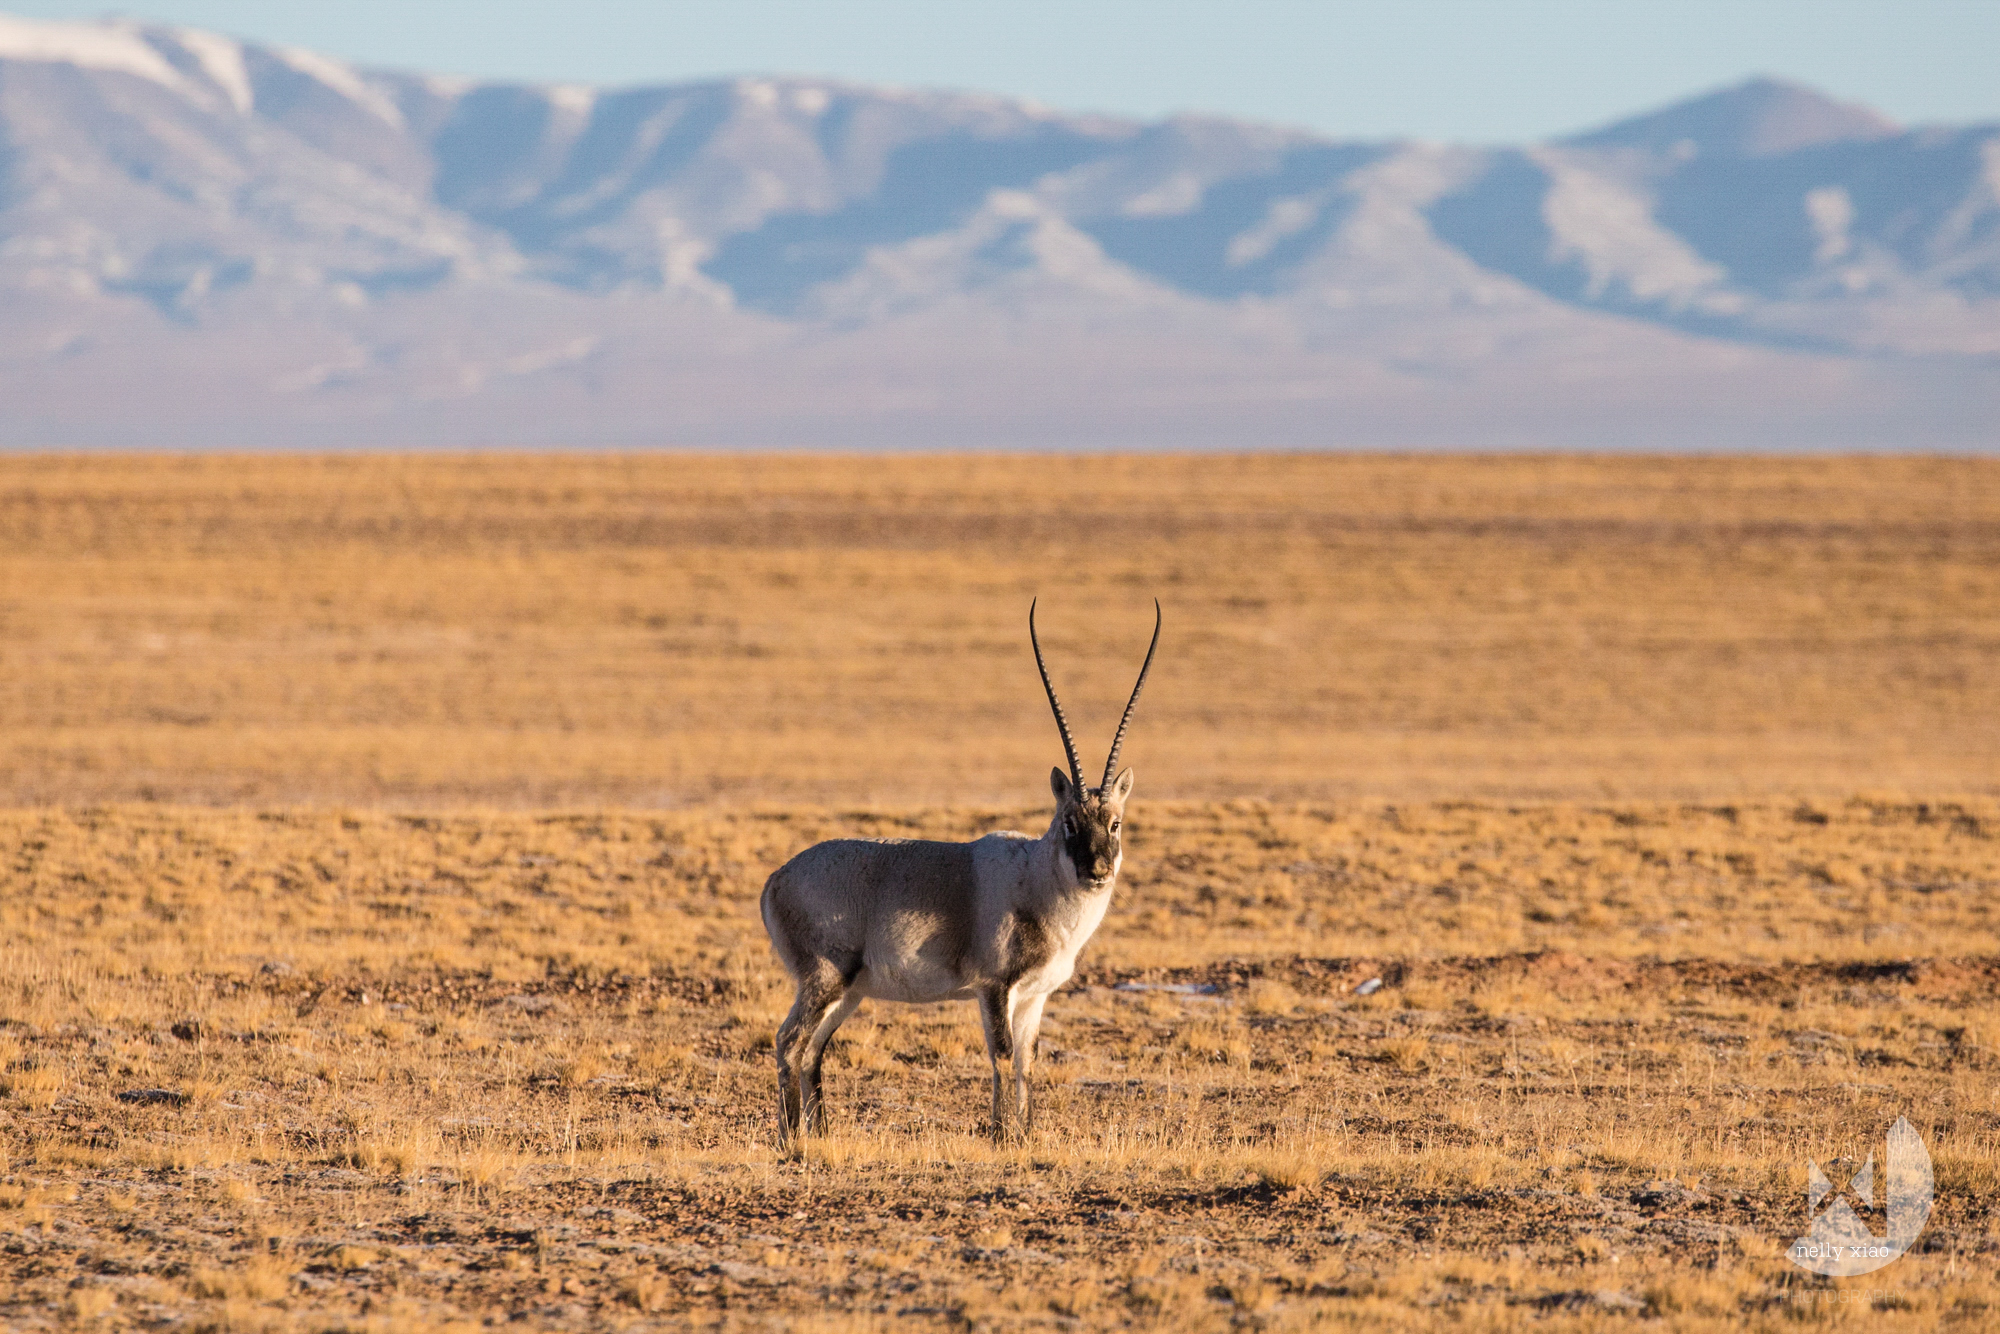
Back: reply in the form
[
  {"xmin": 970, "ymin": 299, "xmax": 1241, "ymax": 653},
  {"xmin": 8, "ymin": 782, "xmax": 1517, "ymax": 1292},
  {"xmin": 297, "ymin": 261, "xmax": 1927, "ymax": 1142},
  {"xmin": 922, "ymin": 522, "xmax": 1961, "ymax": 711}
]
[
  {"xmin": 801, "ymin": 987, "xmax": 863, "ymax": 1135},
  {"xmin": 775, "ymin": 960, "xmax": 852, "ymax": 1145}
]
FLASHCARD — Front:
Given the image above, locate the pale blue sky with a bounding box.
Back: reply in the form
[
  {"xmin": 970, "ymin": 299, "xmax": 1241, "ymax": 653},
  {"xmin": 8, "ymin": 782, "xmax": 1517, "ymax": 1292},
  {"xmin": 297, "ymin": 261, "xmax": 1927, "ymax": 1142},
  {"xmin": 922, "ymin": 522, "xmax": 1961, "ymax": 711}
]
[{"xmin": 12, "ymin": 1, "xmax": 1998, "ymax": 141}]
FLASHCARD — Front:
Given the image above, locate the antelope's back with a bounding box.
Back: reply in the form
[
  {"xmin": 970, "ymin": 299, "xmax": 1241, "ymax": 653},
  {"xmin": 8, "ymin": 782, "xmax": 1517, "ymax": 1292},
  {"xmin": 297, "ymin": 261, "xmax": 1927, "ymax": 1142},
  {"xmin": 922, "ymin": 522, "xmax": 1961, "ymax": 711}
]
[{"xmin": 761, "ymin": 836, "xmax": 982, "ymax": 969}]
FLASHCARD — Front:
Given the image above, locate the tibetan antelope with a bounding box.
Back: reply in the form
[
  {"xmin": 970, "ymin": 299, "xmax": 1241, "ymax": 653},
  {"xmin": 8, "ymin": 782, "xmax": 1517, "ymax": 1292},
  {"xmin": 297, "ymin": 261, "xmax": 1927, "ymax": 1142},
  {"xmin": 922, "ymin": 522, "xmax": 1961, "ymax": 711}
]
[{"xmin": 761, "ymin": 600, "xmax": 1162, "ymax": 1144}]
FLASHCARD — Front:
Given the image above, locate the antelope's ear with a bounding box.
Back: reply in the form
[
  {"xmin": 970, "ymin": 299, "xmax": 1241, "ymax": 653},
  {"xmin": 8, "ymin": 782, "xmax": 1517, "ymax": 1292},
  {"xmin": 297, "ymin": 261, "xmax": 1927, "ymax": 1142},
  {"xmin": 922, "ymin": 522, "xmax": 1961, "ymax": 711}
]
[
  {"xmin": 1110, "ymin": 767, "xmax": 1135, "ymax": 802},
  {"xmin": 1050, "ymin": 768, "xmax": 1073, "ymax": 803}
]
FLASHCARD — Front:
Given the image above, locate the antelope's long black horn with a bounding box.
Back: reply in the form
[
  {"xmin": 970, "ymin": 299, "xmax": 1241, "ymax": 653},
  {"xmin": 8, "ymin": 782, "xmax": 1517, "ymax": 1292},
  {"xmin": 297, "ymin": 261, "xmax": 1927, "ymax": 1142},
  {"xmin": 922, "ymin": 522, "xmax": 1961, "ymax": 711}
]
[
  {"xmin": 1030, "ymin": 599, "xmax": 1085, "ymax": 797},
  {"xmin": 1101, "ymin": 599, "xmax": 1161, "ymax": 789}
]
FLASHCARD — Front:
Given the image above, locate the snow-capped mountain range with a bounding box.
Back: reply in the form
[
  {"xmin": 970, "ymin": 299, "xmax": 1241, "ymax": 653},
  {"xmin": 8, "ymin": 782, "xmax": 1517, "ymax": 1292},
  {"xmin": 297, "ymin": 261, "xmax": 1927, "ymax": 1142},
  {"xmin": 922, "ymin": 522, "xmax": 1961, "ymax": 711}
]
[{"xmin": 2, "ymin": 13, "xmax": 1995, "ymax": 447}]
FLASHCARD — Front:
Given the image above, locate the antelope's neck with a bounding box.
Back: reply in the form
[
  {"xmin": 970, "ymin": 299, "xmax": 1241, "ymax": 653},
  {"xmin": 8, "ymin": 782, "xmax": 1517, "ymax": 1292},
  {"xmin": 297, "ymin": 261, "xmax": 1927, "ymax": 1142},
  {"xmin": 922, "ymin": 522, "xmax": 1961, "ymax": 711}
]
[{"xmin": 1030, "ymin": 829, "xmax": 1117, "ymax": 908}]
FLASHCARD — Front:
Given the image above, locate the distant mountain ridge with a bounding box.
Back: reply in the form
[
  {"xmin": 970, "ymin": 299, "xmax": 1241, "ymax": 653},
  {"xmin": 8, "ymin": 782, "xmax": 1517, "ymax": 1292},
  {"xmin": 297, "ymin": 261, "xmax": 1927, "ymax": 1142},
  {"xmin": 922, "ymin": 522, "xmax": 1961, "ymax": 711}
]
[
  {"xmin": 0, "ymin": 13, "xmax": 1995, "ymax": 448},
  {"xmin": 1566, "ymin": 76, "xmax": 1900, "ymax": 156}
]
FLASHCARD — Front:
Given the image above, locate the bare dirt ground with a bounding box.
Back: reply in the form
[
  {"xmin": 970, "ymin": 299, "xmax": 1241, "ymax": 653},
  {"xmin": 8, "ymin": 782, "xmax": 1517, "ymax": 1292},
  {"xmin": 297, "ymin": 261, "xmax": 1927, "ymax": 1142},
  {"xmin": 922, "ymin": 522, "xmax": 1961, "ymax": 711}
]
[{"xmin": 2, "ymin": 455, "xmax": 1998, "ymax": 1330}]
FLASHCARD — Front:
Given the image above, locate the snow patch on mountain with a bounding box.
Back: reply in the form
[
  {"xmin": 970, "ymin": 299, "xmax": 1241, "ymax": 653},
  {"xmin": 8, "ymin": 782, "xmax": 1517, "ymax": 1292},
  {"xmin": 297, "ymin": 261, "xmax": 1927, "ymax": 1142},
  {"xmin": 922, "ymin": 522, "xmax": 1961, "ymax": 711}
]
[
  {"xmin": 544, "ymin": 83, "xmax": 597, "ymax": 117},
  {"xmin": 0, "ymin": 13, "xmax": 191, "ymax": 93},
  {"xmin": 270, "ymin": 44, "xmax": 404, "ymax": 128},
  {"xmin": 170, "ymin": 28, "xmax": 252, "ymax": 113},
  {"xmin": 1532, "ymin": 148, "xmax": 1735, "ymax": 310}
]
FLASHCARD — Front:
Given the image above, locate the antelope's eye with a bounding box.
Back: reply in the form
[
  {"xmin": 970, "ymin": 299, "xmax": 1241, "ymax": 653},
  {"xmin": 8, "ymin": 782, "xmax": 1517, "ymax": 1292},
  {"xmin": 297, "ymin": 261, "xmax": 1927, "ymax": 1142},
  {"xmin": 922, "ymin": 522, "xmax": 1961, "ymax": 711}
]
[
  {"xmin": 1110, "ymin": 820, "xmax": 1121, "ymax": 833},
  {"xmin": 1062, "ymin": 818, "xmax": 1075, "ymax": 837}
]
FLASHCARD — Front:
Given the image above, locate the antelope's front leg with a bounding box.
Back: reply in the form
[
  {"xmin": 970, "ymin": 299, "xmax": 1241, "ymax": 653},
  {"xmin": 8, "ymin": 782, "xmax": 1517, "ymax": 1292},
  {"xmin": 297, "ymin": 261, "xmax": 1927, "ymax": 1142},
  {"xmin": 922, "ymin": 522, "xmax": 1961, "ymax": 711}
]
[
  {"xmin": 977, "ymin": 987, "xmax": 1018, "ymax": 1142},
  {"xmin": 1008, "ymin": 991, "xmax": 1050, "ymax": 1135}
]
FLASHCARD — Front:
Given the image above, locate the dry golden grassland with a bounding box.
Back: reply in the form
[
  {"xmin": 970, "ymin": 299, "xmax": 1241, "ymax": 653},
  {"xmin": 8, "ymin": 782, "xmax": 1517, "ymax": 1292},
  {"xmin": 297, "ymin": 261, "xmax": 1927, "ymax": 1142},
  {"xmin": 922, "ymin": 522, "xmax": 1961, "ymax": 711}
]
[
  {"xmin": 5, "ymin": 453, "xmax": 2000, "ymax": 805},
  {"xmin": 4, "ymin": 802, "xmax": 1999, "ymax": 1332},
  {"xmin": 1, "ymin": 454, "xmax": 1998, "ymax": 1331}
]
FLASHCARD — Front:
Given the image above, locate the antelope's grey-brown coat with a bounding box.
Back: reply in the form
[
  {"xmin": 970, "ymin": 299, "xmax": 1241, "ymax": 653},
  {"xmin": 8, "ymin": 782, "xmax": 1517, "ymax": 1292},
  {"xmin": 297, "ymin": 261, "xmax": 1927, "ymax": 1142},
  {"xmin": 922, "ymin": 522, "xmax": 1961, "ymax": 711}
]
[
  {"xmin": 760, "ymin": 770, "xmax": 1128, "ymax": 1142},
  {"xmin": 760, "ymin": 600, "xmax": 1156, "ymax": 1144}
]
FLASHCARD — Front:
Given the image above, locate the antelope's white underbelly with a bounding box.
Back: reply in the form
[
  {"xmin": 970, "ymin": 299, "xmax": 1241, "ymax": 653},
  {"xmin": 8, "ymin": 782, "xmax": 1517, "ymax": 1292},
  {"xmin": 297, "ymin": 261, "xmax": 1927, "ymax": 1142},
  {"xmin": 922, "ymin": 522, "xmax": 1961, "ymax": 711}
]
[{"xmin": 851, "ymin": 963, "xmax": 975, "ymax": 1004}]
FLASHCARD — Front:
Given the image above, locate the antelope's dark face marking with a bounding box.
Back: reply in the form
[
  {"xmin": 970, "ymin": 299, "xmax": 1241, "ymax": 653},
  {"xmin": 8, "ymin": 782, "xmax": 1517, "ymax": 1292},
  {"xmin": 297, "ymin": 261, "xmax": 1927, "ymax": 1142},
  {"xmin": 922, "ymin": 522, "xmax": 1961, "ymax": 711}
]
[
  {"xmin": 1061, "ymin": 797, "xmax": 1120, "ymax": 883},
  {"xmin": 1051, "ymin": 768, "xmax": 1132, "ymax": 886}
]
